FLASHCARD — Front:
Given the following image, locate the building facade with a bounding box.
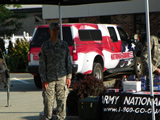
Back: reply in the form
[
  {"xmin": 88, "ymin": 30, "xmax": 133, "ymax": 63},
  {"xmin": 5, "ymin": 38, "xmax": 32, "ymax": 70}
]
[
  {"xmin": 10, "ymin": 5, "xmax": 45, "ymax": 36},
  {"xmin": 43, "ymin": 0, "xmax": 160, "ymax": 36}
]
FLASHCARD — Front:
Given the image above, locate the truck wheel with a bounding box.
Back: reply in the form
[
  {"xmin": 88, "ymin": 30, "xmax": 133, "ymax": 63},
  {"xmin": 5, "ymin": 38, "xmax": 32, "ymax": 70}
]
[
  {"xmin": 134, "ymin": 57, "xmax": 143, "ymax": 78},
  {"xmin": 34, "ymin": 74, "xmax": 42, "ymax": 88},
  {"xmin": 92, "ymin": 63, "xmax": 103, "ymax": 80}
]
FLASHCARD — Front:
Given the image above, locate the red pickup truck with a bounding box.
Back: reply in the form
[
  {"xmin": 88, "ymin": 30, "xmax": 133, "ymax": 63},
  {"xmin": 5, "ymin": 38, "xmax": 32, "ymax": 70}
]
[{"xmin": 28, "ymin": 23, "xmax": 142, "ymax": 88}]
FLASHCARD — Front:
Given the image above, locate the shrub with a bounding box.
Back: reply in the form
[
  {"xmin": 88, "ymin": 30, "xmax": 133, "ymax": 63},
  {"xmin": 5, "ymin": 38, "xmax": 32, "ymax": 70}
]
[
  {"xmin": 5, "ymin": 38, "xmax": 30, "ymax": 72},
  {"xmin": 67, "ymin": 75, "xmax": 105, "ymax": 116},
  {"xmin": 9, "ymin": 38, "xmax": 29, "ymax": 57},
  {"xmin": 73, "ymin": 75, "xmax": 105, "ymax": 99}
]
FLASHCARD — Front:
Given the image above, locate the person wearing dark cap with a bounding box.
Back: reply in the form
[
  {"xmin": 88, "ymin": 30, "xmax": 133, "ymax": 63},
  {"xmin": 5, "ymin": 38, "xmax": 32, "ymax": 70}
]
[{"xmin": 39, "ymin": 22, "xmax": 72, "ymax": 120}]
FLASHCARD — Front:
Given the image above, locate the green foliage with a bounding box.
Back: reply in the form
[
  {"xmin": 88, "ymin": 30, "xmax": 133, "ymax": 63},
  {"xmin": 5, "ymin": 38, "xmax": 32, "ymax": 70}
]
[
  {"xmin": 10, "ymin": 38, "xmax": 29, "ymax": 56},
  {"xmin": 67, "ymin": 75, "xmax": 105, "ymax": 115},
  {"xmin": 5, "ymin": 38, "xmax": 30, "ymax": 72},
  {"xmin": 5, "ymin": 55, "xmax": 24, "ymax": 72},
  {"xmin": 0, "ymin": 4, "xmax": 26, "ymax": 37}
]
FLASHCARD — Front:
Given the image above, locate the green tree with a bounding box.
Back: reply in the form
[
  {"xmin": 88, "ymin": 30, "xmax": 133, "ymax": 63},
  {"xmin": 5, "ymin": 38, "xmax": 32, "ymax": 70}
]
[{"xmin": 0, "ymin": 4, "xmax": 26, "ymax": 37}]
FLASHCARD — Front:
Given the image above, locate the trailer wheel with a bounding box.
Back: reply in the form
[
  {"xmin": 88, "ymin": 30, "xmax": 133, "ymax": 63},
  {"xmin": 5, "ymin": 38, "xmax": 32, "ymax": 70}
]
[
  {"xmin": 34, "ymin": 74, "xmax": 42, "ymax": 88},
  {"xmin": 92, "ymin": 63, "xmax": 103, "ymax": 80}
]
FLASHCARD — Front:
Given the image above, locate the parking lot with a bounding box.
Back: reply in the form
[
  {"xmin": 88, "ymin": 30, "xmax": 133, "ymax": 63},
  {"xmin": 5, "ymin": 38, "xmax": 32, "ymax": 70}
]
[
  {"xmin": 0, "ymin": 73, "xmax": 43, "ymax": 120},
  {"xmin": 0, "ymin": 73, "xmax": 117, "ymax": 120}
]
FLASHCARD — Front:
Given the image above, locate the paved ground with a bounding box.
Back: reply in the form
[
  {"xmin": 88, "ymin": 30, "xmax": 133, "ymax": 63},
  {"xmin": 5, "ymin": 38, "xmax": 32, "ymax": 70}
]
[
  {"xmin": 0, "ymin": 73, "xmax": 43, "ymax": 120},
  {"xmin": 0, "ymin": 73, "xmax": 117, "ymax": 120}
]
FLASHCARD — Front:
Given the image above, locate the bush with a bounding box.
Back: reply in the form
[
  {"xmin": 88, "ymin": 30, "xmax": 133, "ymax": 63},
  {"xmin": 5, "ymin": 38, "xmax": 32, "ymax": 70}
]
[
  {"xmin": 67, "ymin": 75, "xmax": 105, "ymax": 116},
  {"xmin": 5, "ymin": 55, "xmax": 27, "ymax": 72},
  {"xmin": 5, "ymin": 38, "xmax": 30, "ymax": 72},
  {"xmin": 9, "ymin": 38, "xmax": 29, "ymax": 57}
]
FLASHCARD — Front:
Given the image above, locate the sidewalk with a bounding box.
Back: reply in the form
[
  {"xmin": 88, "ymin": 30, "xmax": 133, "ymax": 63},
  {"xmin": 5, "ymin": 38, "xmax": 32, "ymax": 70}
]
[{"xmin": 40, "ymin": 112, "xmax": 80, "ymax": 120}]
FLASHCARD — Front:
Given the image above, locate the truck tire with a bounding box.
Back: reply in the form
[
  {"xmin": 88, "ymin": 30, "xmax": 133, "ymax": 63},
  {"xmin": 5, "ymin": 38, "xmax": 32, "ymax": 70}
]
[
  {"xmin": 92, "ymin": 63, "xmax": 103, "ymax": 80},
  {"xmin": 134, "ymin": 57, "xmax": 143, "ymax": 78},
  {"xmin": 34, "ymin": 74, "xmax": 42, "ymax": 88}
]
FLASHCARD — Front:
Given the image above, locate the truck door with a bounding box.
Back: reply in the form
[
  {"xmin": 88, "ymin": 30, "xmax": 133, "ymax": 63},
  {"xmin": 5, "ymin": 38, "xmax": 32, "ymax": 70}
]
[
  {"xmin": 117, "ymin": 27, "xmax": 131, "ymax": 52},
  {"xmin": 103, "ymin": 27, "xmax": 122, "ymax": 69},
  {"xmin": 108, "ymin": 27, "xmax": 121, "ymax": 52}
]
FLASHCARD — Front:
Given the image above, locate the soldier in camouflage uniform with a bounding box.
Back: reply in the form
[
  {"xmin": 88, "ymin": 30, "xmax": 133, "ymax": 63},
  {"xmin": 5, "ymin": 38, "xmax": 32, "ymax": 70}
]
[
  {"xmin": 141, "ymin": 35, "xmax": 160, "ymax": 87},
  {"xmin": 39, "ymin": 22, "xmax": 72, "ymax": 120}
]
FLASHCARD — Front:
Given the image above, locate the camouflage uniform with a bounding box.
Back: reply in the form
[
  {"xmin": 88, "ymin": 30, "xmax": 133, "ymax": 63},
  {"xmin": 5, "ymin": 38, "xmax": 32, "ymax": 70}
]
[
  {"xmin": 39, "ymin": 39, "xmax": 72, "ymax": 120},
  {"xmin": 141, "ymin": 35, "xmax": 160, "ymax": 77}
]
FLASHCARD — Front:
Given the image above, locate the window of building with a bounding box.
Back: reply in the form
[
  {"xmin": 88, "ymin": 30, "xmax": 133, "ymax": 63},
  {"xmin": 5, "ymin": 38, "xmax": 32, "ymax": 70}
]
[
  {"xmin": 69, "ymin": 18, "xmax": 79, "ymax": 23},
  {"xmin": 108, "ymin": 27, "xmax": 118, "ymax": 42},
  {"xmin": 134, "ymin": 14, "xmax": 146, "ymax": 34},
  {"xmin": 34, "ymin": 14, "xmax": 43, "ymax": 23},
  {"xmin": 79, "ymin": 30, "xmax": 102, "ymax": 41},
  {"xmin": 100, "ymin": 16, "xmax": 111, "ymax": 24}
]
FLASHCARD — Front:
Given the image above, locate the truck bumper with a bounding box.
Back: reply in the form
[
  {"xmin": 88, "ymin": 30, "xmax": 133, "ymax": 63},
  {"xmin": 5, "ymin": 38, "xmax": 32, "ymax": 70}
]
[
  {"xmin": 28, "ymin": 64, "xmax": 78, "ymax": 74},
  {"xmin": 28, "ymin": 66, "xmax": 39, "ymax": 74}
]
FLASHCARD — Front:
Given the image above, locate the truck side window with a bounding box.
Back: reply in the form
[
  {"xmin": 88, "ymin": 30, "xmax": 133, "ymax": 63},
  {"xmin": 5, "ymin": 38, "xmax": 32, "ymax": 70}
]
[
  {"xmin": 79, "ymin": 30, "xmax": 102, "ymax": 41},
  {"xmin": 61, "ymin": 27, "xmax": 73, "ymax": 46},
  {"xmin": 117, "ymin": 27, "xmax": 128, "ymax": 42},
  {"xmin": 108, "ymin": 27, "xmax": 118, "ymax": 42}
]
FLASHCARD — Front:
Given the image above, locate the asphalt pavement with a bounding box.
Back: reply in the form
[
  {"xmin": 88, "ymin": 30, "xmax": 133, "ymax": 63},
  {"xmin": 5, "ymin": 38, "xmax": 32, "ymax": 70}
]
[
  {"xmin": 0, "ymin": 73, "xmax": 43, "ymax": 120},
  {"xmin": 0, "ymin": 73, "xmax": 116, "ymax": 120}
]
